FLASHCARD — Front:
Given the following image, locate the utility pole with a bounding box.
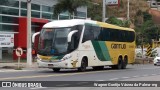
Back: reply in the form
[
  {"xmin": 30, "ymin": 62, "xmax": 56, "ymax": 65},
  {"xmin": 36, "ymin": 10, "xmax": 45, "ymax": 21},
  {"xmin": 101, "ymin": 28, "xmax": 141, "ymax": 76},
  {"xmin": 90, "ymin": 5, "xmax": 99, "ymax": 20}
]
[
  {"xmin": 102, "ymin": 0, "xmax": 106, "ymax": 22},
  {"xmin": 127, "ymin": 0, "xmax": 130, "ymax": 20},
  {"xmin": 27, "ymin": 0, "xmax": 32, "ymax": 67},
  {"xmin": 141, "ymin": 34, "xmax": 144, "ymax": 58}
]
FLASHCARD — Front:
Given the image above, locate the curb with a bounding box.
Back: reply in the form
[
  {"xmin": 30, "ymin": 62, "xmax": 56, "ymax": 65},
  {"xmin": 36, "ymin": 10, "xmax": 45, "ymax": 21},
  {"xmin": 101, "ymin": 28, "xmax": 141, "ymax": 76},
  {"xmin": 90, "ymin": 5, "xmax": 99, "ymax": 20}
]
[{"xmin": 0, "ymin": 62, "xmax": 38, "ymax": 69}]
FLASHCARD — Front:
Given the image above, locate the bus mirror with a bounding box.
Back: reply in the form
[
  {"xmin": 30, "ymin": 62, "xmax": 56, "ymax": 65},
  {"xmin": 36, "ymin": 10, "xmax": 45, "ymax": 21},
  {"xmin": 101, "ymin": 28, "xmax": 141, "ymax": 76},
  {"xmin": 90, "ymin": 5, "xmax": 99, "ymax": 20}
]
[
  {"xmin": 32, "ymin": 32, "xmax": 40, "ymax": 43},
  {"xmin": 68, "ymin": 30, "xmax": 78, "ymax": 42}
]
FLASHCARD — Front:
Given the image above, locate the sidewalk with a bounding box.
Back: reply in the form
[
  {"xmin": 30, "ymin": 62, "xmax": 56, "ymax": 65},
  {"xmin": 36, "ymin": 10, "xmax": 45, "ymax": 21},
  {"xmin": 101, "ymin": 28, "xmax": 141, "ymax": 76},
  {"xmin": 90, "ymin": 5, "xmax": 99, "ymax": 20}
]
[{"xmin": 0, "ymin": 62, "xmax": 38, "ymax": 69}]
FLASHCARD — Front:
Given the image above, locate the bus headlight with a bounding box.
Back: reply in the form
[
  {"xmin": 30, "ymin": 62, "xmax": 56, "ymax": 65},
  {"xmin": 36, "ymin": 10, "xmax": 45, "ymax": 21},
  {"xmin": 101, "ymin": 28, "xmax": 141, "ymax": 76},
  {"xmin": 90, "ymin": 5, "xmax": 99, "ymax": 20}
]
[
  {"xmin": 61, "ymin": 54, "xmax": 72, "ymax": 61},
  {"xmin": 37, "ymin": 55, "xmax": 42, "ymax": 61}
]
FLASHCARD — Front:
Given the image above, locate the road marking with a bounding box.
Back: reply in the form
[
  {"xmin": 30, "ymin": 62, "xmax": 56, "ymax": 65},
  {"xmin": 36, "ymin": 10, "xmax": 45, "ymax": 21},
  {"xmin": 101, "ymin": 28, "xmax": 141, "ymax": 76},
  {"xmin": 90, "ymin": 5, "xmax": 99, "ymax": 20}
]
[
  {"xmin": 96, "ymin": 80, "xmax": 105, "ymax": 81},
  {"xmin": 142, "ymin": 74, "xmax": 149, "ymax": 77},
  {"xmin": 132, "ymin": 75, "xmax": 139, "ymax": 78},
  {"xmin": 0, "ymin": 70, "xmax": 117, "ymax": 80},
  {"xmin": 122, "ymin": 77, "xmax": 130, "ymax": 79},
  {"xmin": 30, "ymin": 87, "xmax": 47, "ymax": 89},
  {"xmin": 0, "ymin": 70, "xmax": 33, "ymax": 72},
  {"xmin": 151, "ymin": 74, "xmax": 157, "ymax": 76},
  {"xmin": 140, "ymin": 67, "xmax": 160, "ymax": 70},
  {"xmin": 109, "ymin": 78, "xmax": 119, "ymax": 81}
]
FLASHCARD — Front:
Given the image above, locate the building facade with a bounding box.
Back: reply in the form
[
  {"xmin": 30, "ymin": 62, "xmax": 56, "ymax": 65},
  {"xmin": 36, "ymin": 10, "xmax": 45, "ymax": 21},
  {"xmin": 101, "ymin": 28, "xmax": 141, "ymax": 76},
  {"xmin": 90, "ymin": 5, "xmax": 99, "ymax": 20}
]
[
  {"xmin": 147, "ymin": 0, "xmax": 160, "ymax": 11},
  {"xmin": 0, "ymin": 0, "xmax": 87, "ymax": 60}
]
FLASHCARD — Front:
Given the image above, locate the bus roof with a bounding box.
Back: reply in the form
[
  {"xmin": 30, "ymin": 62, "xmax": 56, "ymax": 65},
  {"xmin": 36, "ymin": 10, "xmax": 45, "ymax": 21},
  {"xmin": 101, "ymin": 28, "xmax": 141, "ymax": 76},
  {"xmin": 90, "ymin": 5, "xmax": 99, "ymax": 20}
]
[
  {"xmin": 43, "ymin": 19, "xmax": 134, "ymax": 31},
  {"xmin": 43, "ymin": 19, "xmax": 95, "ymax": 28}
]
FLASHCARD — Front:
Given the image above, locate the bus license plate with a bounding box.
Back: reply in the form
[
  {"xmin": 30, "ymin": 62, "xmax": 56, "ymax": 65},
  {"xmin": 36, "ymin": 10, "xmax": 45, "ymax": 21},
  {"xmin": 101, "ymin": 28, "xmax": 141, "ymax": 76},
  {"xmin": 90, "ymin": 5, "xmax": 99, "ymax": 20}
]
[{"xmin": 48, "ymin": 64, "xmax": 53, "ymax": 67}]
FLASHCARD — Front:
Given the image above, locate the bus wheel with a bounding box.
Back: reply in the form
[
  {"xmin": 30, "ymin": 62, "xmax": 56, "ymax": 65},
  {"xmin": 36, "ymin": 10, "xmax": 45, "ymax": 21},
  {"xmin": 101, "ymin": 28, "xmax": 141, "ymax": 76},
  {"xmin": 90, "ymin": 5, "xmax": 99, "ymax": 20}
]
[
  {"xmin": 117, "ymin": 58, "xmax": 123, "ymax": 69},
  {"xmin": 92, "ymin": 66, "xmax": 104, "ymax": 70},
  {"xmin": 78, "ymin": 58, "xmax": 87, "ymax": 72},
  {"xmin": 53, "ymin": 68, "xmax": 60, "ymax": 72},
  {"xmin": 122, "ymin": 57, "xmax": 128, "ymax": 69}
]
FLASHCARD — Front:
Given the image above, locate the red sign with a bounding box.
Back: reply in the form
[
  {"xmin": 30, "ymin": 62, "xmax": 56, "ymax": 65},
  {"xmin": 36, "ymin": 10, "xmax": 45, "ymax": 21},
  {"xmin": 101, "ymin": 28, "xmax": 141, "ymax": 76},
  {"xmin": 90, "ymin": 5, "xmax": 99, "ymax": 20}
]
[{"xmin": 16, "ymin": 47, "xmax": 23, "ymax": 57}]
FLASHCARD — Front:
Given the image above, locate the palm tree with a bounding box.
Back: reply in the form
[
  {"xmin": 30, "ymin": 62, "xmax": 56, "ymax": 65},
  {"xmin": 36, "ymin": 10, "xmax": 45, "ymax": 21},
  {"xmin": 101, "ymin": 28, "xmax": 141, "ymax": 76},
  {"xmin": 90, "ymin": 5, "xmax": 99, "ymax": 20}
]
[{"xmin": 53, "ymin": 0, "xmax": 90, "ymax": 19}]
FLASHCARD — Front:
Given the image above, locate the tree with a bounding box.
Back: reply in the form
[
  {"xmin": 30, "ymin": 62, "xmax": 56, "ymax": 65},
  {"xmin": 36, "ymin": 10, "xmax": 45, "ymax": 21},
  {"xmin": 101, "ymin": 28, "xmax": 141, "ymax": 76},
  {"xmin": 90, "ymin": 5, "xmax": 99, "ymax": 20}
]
[
  {"xmin": 157, "ymin": 0, "xmax": 160, "ymax": 2},
  {"xmin": 136, "ymin": 20, "xmax": 159, "ymax": 47},
  {"xmin": 144, "ymin": 21, "xmax": 159, "ymax": 43},
  {"xmin": 106, "ymin": 16, "xmax": 131, "ymax": 28},
  {"xmin": 53, "ymin": 0, "xmax": 90, "ymax": 19},
  {"xmin": 87, "ymin": 1, "xmax": 102, "ymax": 21},
  {"xmin": 106, "ymin": 16, "xmax": 123, "ymax": 26}
]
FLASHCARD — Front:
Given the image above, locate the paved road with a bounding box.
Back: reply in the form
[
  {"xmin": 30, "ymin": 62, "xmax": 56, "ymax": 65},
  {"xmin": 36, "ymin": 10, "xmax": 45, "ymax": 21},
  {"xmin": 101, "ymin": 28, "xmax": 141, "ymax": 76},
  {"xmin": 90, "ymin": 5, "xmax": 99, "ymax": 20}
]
[{"xmin": 0, "ymin": 64, "xmax": 160, "ymax": 90}]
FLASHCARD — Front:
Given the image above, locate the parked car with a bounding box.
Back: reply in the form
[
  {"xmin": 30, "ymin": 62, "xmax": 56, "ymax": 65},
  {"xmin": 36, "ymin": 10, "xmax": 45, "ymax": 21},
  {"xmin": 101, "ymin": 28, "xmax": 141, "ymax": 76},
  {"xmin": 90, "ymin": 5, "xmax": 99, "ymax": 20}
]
[{"xmin": 153, "ymin": 57, "xmax": 160, "ymax": 66}]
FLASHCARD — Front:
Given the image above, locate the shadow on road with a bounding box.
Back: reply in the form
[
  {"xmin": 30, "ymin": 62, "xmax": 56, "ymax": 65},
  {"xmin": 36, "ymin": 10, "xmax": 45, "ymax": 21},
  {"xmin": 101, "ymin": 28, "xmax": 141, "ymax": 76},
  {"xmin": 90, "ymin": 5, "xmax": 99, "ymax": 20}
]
[{"xmin": 36, "ymin": 66, "xmax": 133, "ymax": 74}]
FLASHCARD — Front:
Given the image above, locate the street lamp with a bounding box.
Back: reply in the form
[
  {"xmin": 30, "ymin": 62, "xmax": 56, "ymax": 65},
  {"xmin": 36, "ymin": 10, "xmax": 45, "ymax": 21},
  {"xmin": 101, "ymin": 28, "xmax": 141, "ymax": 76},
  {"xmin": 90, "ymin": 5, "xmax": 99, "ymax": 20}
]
[
  {"xmin": 127, "ymin": 0, "xmax": 130, "ymax": 20},
  {"xmin": 27, "ymin": 0, "xmax": 32, "ymax": 67},
  {"xmin": 102, "ymin": 0, "xmax": 106, "ymax": 22}
]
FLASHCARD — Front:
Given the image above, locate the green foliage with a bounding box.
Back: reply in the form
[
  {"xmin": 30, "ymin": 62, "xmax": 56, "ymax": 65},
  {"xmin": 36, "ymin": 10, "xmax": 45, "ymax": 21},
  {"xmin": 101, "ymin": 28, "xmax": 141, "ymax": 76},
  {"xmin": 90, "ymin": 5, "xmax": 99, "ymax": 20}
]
[
  {"xmin": 87, "ymin": 2, "xmax": 102, "ymax": 21},
  {"xmin": 143, "ymin": 12, "xmax": 152, "ymax": 22},
  {"xmin": 157, "ymin": 0, "xmax": 160, "ymax": 2},
  {"xmin": 106, "ymin": 16, "xmax": 130, "ymax": 28},
  {"xmin": 106, "ymin": 16, "xmax": 123, "ymax": 26},
  {"xmin": 123, "ymin": 20, "xmax": 131, "ymax": 27},
  {"xmin": 135, "ymin": 27, "xmax": 142, "ymax": 46},
  {"xmin": 135, "ymin": 10, "xmax": 160, "ymax": 47},
  {"xmin": 15, "ymin": 67, "xmax": 22, "ymax": 70},
  {"xmin": 53, "ymin": 0, "xmax": 90, "ymax": 18},
  {"xmin": 145, "ymin": 22, "xmax": 159, "ymax": 43},
  {"xmin": 120, "ymin": 0, "xmax": 124, "ymax": 8},
  {"xmin": 136, "ymin": 20, "xmax": 159, "ymax": 46}
]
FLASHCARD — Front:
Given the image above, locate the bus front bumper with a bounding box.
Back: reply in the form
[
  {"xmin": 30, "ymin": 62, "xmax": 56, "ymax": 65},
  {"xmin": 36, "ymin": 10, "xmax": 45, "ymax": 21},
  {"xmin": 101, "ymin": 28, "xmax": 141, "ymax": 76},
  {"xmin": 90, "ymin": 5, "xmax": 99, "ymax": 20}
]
[{"xmin": 37, "ymin": 59, "xmax": 72, "ymax": 69}]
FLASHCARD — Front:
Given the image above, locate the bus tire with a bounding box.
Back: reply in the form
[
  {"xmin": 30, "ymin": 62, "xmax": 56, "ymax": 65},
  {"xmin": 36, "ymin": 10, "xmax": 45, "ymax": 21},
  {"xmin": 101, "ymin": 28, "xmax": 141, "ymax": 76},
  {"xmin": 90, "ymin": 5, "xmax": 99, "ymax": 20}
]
[
  {"xmin": 122, "ymin": 57, "xmax": 128, "ymax": 69},
  {"xmin": 52, "ymin": 68, "xmax": 60, "ymax": 72},
  {"xmin": 78, "ymin": 58, "xmax": 87, "ymax": 72},
  {"xmin": 117, "ymin": 57, "xmax": 123, "ymax": 69}
]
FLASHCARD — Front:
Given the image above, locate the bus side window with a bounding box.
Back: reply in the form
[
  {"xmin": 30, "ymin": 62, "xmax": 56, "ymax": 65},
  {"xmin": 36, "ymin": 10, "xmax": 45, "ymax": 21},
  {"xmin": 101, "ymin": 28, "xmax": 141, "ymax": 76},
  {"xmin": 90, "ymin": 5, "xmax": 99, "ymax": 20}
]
[
  {"xmin": 121, "ymin": 31, "xmax": 126, "ymax": 42},
  {"xmin": 68, "ymin": 25, "xmax": 83, "ymax": 51},
  {"xmin": 128, "ymin": 31, "xmax": 135, "ymax": 42},
  {"xmin": 118, "ymin": 31, "xmax": 123, "ymax": 42},
  {"xmin": 102, "ymin": 28, "xmax": 111, "ymax": 41},
  {"xmin": 131, "ymin": 32, "xmax": 135, "ymax": 42},
  {"xmin": 82, "ymin": 25, "xmax": 94, "ymax": 43},
  {"xmin": 93, "ymin": 26, "xmax": 101, "ymax": 40}
]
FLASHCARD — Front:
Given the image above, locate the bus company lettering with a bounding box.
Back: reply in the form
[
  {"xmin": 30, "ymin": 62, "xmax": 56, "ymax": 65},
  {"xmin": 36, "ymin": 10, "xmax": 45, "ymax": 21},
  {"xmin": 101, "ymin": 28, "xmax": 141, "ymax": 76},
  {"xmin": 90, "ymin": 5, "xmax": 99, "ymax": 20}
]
[{"xmin": 111, "ymin": 44, "xmax": 126, "ymax": 49}]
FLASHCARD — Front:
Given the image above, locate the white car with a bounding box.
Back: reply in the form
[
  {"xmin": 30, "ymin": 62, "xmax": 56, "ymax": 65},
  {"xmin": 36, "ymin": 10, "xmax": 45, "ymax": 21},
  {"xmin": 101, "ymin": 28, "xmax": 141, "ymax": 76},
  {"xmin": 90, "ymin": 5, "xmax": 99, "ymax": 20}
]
[{"xmin": 153, "ymin": 57, "xmax": 160, "ymax": 66}]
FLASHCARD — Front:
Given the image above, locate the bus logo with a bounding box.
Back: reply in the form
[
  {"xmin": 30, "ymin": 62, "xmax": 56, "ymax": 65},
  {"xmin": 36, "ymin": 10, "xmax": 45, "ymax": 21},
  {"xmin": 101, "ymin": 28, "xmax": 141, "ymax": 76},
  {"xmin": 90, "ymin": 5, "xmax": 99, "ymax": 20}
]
[
  {"xmin": 111, "ymin": 44, "xmax": 126, "ymax": 49},
  {"xmin": 2, "ymin": 82, "xmax": 11, "ymax": 87}
]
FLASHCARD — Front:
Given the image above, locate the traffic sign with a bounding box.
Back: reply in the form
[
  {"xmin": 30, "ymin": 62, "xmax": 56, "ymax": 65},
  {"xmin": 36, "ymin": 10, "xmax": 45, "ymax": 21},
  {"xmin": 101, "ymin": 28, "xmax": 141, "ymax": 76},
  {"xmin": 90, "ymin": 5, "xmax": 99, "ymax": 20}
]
[
  {"xmin": 16, "ymin": 47, "xmax": 23, "ymax": 57},
  {"xmin": 146, "ymin": 44, "xmax": 152, "ymax": 57},
  {"xmin": 105, "ymin": 0, "xmax": 120, "ymax": 6}
]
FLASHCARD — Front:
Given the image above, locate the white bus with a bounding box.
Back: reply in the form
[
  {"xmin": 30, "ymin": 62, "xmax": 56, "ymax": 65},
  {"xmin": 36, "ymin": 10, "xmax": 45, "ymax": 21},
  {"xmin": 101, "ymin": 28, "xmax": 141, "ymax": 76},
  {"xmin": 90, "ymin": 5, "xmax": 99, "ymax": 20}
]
[{"xmin": 32, "ymin": 19, "xmax": 135, "ymax": 72}]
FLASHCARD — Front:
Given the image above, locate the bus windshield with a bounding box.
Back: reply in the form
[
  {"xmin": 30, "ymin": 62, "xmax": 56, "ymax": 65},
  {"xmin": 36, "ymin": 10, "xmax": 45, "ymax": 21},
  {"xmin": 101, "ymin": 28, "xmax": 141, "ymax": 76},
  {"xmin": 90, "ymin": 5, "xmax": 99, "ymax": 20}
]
[{"xmin": 38, "ymin": 25, "xmax": 82, "ymax": 56}]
